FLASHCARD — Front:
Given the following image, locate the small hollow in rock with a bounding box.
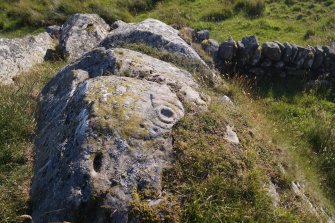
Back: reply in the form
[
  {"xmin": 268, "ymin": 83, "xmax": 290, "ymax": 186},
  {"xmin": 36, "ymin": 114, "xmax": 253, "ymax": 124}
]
[{"xmin": 160, "ymin": 108, "xmax": 174, "ymax": 118}]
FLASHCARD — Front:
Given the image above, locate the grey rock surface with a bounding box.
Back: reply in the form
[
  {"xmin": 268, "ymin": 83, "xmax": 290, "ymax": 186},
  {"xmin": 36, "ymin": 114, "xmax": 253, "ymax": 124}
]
[
  {"xmin": 219, "ymin": 37, "xmax": 237, "ymax": 61},
  {"xmin": 225, "ymin": 125, "xmax": 239, "ymax": 145},
  {"xmin": 241, "ymin": 35, "xmax": 259, "ymax": 52},
  {"xmin": 0, "ymin": 32, "xmax": 56, "ymax": 85},
  {"xmin": 196, "ymin": 30, "xmax": 210, "ymax": 42},
  {"xmin": 46, "ymin": 25, "xmax": 62, "ymax": 39},
  {"xmin": 262, "ymin": 42, "xmax": 282, "ymax": 61},
  {"xmin": 60, "ymin": 13, "xmax": 110, "ymax": 61},
  {"xmin": 99, "ymin": 18, "xmax": 205, "ymax": 65},
  {"xmin": 312, "ymin": 46, "xmax": 324, "ymax": 70},
  {"xmin": 32, "ymin": 47, "xmax": 208, "ymax": 223},
  {"xmin": 237, "ymin": 36, "xmax": 259, "ymax": 65},
  {"xmin": 201, "ymin": 39, "xmax": 219, "ymax": 57}
]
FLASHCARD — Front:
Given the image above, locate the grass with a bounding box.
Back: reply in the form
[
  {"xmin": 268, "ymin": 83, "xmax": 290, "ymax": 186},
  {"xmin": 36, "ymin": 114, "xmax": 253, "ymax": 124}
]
[
  {"xmin": 0, "ymin": 61, "xmax": 65, "ymax": 223},
  {"xmin": 163, "ymin": 80, "xmax": 330, "ymax": 222},
  {"xmin": 1, "ymin": 0, "xmax": 335, "ymax": 222},
  {"xmin": 249, "ymin": 76, "xmax": 335, "ymax": 203},
  {"xmin": 1, "ymin": 0, "xmax": 334, "ymax": 45}
]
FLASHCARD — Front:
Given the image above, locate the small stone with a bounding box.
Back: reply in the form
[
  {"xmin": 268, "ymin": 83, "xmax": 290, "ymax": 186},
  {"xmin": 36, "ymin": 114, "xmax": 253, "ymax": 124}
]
[
  {"xmin": 274, "ymin": 61, "xmax": 285, "ymax": 69},
  {"xmin": 225, "ymin": 125, "xmax": 239, "ymax": 144},
  {"xmin": 196, "ymin": 30, "xmax": 210, "ymax": 42},
  {"xmin": 46, "ymin": 25, "xmax": 61, "ymax": 39},
  {"xmin": 250, "ymin": 47, "xmax": 262, "ymax": 65},
  {"xmin": 290, "ymin": 44, "xmax": 299, "ymax": 62},
  {"xmin": 274, "ymin": 41, "xmax": 285, "ymax": 52},
  {"xmin": 179, "ymin": 27, "xmax": 196, "ymax": 44},
  {"xmin": 221, "ymin": 95, "xmax": 234, "ymax": 106},
  {"xmin": 218, "ymin": 37, "xmax": 237, "ymax": 61},
  {"xmin": 110, "ymin": 20, "xmax": 127, "ymax": 30},
  {"xmin": 283, "ymin": 42, "xmax": 293, "ymax": 62},
  {"xmin": 262, "ymin": 42, "xmax": 282, "ymax": 61},
  {"xmin": 202, "ymin": 39, "xmax": 219, "ymax": 57},
  {"xmin": 241, "ymin": 35, "xmax": 259, "ymax": 51},
  {"xmin": 312, "ymin": 46, "xmax": 324, "ymax": 70}
]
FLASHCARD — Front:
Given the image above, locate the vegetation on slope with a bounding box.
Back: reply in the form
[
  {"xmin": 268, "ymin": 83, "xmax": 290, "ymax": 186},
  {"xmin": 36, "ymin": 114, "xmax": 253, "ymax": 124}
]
[
  {"xmin": 254, "ymin": 76, "xmax": 335, "ymax": 203},
  {"xmin": 0, "ymin": 0, "xmax": 335, "ymax": 222},
  {"xmin": 0, "ymin": 0, "xmax": 334, "ymax": 45},
  {"xmin": 0, "ymin": 62, "xmax": 65, "ymax": 223}
]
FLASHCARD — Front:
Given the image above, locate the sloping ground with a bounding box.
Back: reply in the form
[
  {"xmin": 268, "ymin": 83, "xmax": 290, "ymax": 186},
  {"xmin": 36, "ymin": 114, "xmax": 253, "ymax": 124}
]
[
  {"xmin": 0, "ymin": 62, "xmax": 65, "ymax": 222},
  {"xmin": 0, "ymin": 2, "xmax": 334, "ymax": 222},
  {"xmin": 0, "ymin": 0, "xmax": 334, "ymax": 45}
]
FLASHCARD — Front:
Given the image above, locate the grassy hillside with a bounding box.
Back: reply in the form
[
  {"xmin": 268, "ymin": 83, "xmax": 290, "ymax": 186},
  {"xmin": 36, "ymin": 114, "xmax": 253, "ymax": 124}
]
[
  {"xmin": 0, "ymin": 0, "xmax": 335, "ymax": 45},
  {"xmin": 0, "ymin": 0, "xmax": 335, "ymax": 222},
  {"xmin": 0, "ymin": 62, "xmax": 65, "ymax": 222}
]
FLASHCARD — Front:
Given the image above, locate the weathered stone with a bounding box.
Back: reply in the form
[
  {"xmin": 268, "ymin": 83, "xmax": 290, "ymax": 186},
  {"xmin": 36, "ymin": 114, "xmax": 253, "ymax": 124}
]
[
  {"xmin": 262, "ymin": 42, "xmax": 282, "ymax": 61},
  {"xmin": 202, "ymin": 39, "xmax": 219, "ymax": 57},
  {"xmin": 32, "ymin": 47, "xmax": 208, "ymax": 223},
  {"xmin": 283, "ymin": 42, "xmax": 293, "ymax": 62},
  {"xmin": 261, "ymin": 59, "xmax": 272, "ymax": 67},
  {"xmin": 241, "ymin": 35, "xmax": 259, "ymax": 52},
  {"xmin": 46, "ymin": 25, "xmax": 61, "ymax": 39},
  {"xmin": 60, "ymin": 13, "xmax": 110, "ymax": 61},
  {"xmin": 274, "ymin": 41, "xmax": 285, "ymax": 53},
  {"xmin": 219, "ymin": 37, "xmax": 237, "ymax": 61},
  {"xmin": 295, "ymin": 47, "xmax": 306, "ymax": 68},
  {"xmin": 236, "ymin": 41, "xmax": 249, "ymax": 65},
  {"xmin": 225, "ymin": 125, "xmax": 239, "ymax": 144},
  {"xmin": 196, "ymin": 30, "xmax": 210, "ymax": 42},
  {"xmin": 250, "ymin": 47, "xmax": 262, "ymax": 65},
  {"xmin": 100, "ymin": 19, "xmax": 205, "ymax": 65},
  {"xmin": 110, "ymin": 20, "xmax": 127, "ymax": 30},
  {"xmin": 179, "ymin": 27, "xmax": 196, "ymax": 44},
  {"xmin": 304, "ymin": 47, "xmax": 315, "ymax": 69},
  {"xmin": 290, "ymin": 44, "xmax": 299, "ymax": 63},
  {"xmin": 221, "ymin": 95, "xmax": 234, "ymax": 106},
  {"xmin": 295, "ymin": 47, "xmax": 314, "ymax": 69},
  {"xmin": 0, "ymin": 32, "xmax": 56, "ymax": 85},
  {"xmin": 274, "ymin": 61, "xmax": 285, "ymax": 69},
  {"xmin": 240, "ymin": 36, "xmax": 259, "ymax": 65}
]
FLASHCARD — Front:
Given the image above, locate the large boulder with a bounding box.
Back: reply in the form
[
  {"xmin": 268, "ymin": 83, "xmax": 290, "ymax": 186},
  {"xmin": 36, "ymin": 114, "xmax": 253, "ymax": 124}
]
[
  {"xmin": 32, "ymin": 47, "xmax": 208, "ymax": 223},
  {"xmin": 60, "ymin": 13, "xmax": 110, "ymax": 61},
  {"xmin": 99, "ymin": 19, "xmax": 205, "ymax": 65},
  {"xmin": 0, "ymin": 32, "xmax": 56, "ymax": 85},
  {"xmin": 262, "ymin": 42, "xmax": 282, "ymax": 61}
]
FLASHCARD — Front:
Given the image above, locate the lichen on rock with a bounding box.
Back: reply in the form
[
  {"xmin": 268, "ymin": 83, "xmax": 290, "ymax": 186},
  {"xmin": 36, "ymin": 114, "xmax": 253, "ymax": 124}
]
[
  {"xmin": 32, "ymin": 46, "xmax": 208, "ymax": 222},
  {"xmin": 0, "ymin": 32, "xmax": 56, "ymax": 85},
  {"xmin": 60, "ymin": 13, "xmax": 110, "ymax": 61},
  {"xmin": 100, "ymin": 19, "xmax": 206, "ymax": 66}
]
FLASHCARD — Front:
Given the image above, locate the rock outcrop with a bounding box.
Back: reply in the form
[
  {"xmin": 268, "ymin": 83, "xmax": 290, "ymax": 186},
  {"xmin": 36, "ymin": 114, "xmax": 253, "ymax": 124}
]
[
  {"xmin": 0, "ymin": 32, "xmax": 56, "ymax": 84},
  {"xmin": 100, "ymin": 19, "xmax": 206, "ymax": 65},
  {"xmin": 60, "ymin": 13, "xmax": 110, "ymax": 61},
  {"xmin": 32, "ymin": 47, "xmax": 207, "ymax": 222}
]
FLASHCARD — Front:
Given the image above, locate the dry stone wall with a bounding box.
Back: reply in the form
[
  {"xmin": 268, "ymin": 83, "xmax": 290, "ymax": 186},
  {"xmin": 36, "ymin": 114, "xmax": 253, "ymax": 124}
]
[
  {"xmin": 217, "ymin": 36, "xmax": 335, "ymax": 80},
  {"xmin": 196, "ymin": 30, "xmax": 335, "ymax": 80}
]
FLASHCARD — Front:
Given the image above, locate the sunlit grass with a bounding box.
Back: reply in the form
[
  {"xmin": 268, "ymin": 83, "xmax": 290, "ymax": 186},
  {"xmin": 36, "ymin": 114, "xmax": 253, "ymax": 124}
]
[{"xmin": 0, "ymin": 61, "xmax": 65, "ymax": 223}]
